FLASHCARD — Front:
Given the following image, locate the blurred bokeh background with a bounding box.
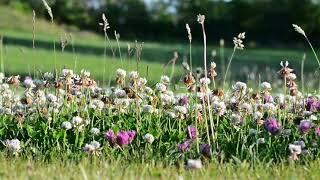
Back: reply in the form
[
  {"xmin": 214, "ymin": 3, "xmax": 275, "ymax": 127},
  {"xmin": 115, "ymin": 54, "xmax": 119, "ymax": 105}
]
[{"xmin": 0, "ymin": 0, "xmax": 319, "ymax": 89}]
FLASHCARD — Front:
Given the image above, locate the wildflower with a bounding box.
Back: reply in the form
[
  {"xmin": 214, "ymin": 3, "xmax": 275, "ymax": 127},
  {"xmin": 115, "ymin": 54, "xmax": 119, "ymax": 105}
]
[
  {"xmin": 116, "ymin": 69, "xmax": 126, "ymax": 78},
  {"xmin": 5, "ymin": 139, "xmax": 21, "ymax": 154},
  {"xmin": 178, "ymin": 95, "xmax": 189, "ymax": 106},
  {"xmin": 23, "ymin": 77, "xmax": 35, "ymax": 89},
  {"xmin": 127, "ymin": 130, "xmax": 136, "ymax": 144},
  {"xmin": 61, "ymin": 121, "xmax": 72, "ymax": 130},
  {"xmin": 187, "ymin": 125, "xmax": 197, "ymax": 140},
  {"xmin": 144, "ymin": 133, "xmax": 155, "ymax": 144},
  {"xmin": 306, "ymin": 96, "xmax": 319, "ymax": 112},
  {"xmin": 175, "ymin": 106, "xmax": 188, "ymax": 115},
  {"xmin": 299, "ymin": 120, "xmax": 313, "ymax": 134},
  {"xmin": 44, "ymin": 72, "xmax": 54, "ymax": 80},
  {"xmin": 264, "ymin": 94, "xmax": 274, "ymax": 103},
  {"xmin": 143, "ymin": 105, "xmax": 153, "ymax": 113},
  {"xmin": 156, "ymin": 83, "xmax": 167, "ymax": 92},
  {"xmin": 292, "ymin": 24, "xmax": 306, "ymax": 37},
  {"xmin": 62, "ymin": 69, "xmax": 73, "ymax": 77},
  {"xmin": 83, "ymin": 140, "xmax": 101, "ymax": 155},
  {"xmin": 212, "ymin": 101, "xmax": 226, "ymax": 116},
  {"xmin": 289, "ymin": 144, "xmax": 302, "ymax": 161},
  {"xmin": 80, "ymin": 69, "xmax": 91, "ymax": 78},
  {"xmin": 315, "ymin": 127, "xmax": 320, "ymax": 137},
  {"xmin": 105, "ymin": 129, "xmax": 116, "ymax": 145},
  {"xmin": 231, "ymin": 113, "xmax": 244, "ymax": 128},
  {"xmin": 233, "ymin": 81, "xmax": 247, "ymax": 92},
  {"xmin": 47, "ymin": 93, "xmax": 57, "ymax": 103},
  {"xmin": 187, "ymin": 159, "xmax": 202, "ymax": 169},
  {"xmin": 129, "ymin": 71, "xmax": 139, "ymax": 80},
  {"xmin": 114, "ymin": 89, "xmax": 126, "ymax": 98},
  {"xmin": 160, "ymin": 75, "xmax": 170, "ymax": 85},
  {"xmin": 261, "ymin": 82, "xmax": 272, "ymax": 91},
  {"xmin": 72, "ymin": 116, "xmax": 83, "ymax": 127},
  {"xmin": 200, "ymin": 144, "xmax": 212, "ymax": 157},
  {"xmin": 90, "ymin": 128, "xmax": 100, "ymax": 136},
  {"xmin": 294, "ymin": 141, "xmax": 306, "ymax": 149},
  {"xmin": 199, "ymin": 77, "xmax": 211, "ymax": 86},
  {"xmin": 265, "ymin": 118, "xmax": 282, "ymax": 135},
  {"xmin": 178, "ymin": 140, "xmax": 192, "ymax": 153}
]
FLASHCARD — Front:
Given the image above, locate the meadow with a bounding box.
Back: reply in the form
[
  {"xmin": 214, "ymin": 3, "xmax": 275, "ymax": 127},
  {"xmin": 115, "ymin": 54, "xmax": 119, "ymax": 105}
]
[{"xmin": 0, "ymin": 5, "xmax": 320, "ymax": 180}]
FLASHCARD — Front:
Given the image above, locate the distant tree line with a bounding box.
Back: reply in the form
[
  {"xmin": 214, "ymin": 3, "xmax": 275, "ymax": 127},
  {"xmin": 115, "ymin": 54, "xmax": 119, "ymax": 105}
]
[{"xmin": 2, "ymin": 0, "xmax": 320, "ymax": 45}]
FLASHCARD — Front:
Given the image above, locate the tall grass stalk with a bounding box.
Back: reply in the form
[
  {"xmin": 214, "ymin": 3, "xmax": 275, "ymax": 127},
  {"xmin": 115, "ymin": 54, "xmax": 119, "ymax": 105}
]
[
  {"xmin": 301, "ymin": 53, "xmax": 306, "ymax": 94},
  {"xmin": 223, "ymin": 47, "xmax": 236, "ymax": 89},
  {"xmin": 220, "ymin": 39, "xmax": 225, "ymax": 76},
  {"xmin": 293, "ymin": 24, "xmax": 320, "ymax": 68},
  {"xmin": 0, "ymin": 36, "xmax": 3, "ymax": 75},
  {"xmin": 198, "ymin": 14, "xmax": 215, "ymax": 147},
  {"xmin": 114, "ymin": 31, "xmax": 123, "ymax": 68}
]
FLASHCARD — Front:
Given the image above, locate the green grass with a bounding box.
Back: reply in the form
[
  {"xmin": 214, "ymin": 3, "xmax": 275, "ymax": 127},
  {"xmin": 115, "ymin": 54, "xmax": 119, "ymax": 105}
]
[{"xmin": 0, "ymin": 157, "xmax": 319, "ymax": 179}]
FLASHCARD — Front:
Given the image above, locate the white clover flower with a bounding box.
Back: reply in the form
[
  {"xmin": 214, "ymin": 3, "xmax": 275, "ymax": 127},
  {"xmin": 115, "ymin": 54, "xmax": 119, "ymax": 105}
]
[
  {"xmin": 116, "ymin": 68, "xmax": 126, "ymax": 78},
  {"xmin": 145, "ymin": 87, "xmax": 153, "ymax": 95},
  {"xmin": 0, "ymin": 83, "xmax": 9, "ymax": 90},
  {"xmin": 91, "ymin": 99, "xmax": 104, "ymax": 110},
  {"xmin": 5, "ymin": 139, "xmax": 21, "ymax": 154},
  {"xmin": 239, "ymin": 103, "xmax": 252, "ymax": 113},
  {"xmin": 287, "ymin": 73, "xmax": 296, "ymax": 81},
  {"xmin": 138, "ymin": 78, "xmax": 147, "ymax": 87},
  {"xmin": 199, "ymin": 77, "xmax": 211, "ymax": 85},
  {"xmin": 210, "ymin": 62, "xmax": 216, "ymax": 68},
  {"xmin": 23, "ymin": 77, "xmax": 35, "ymax": 89},
  {"xmin": 90, "ymin": 128, "xmax": 100, "ymax": 136},
  {"xmin": 114, "ymin": 89, "xmax": 127, "ymax": 98},
  {"xmin": 61, "ymin": 121, "xmax": 72, "ymax": 130},
  {"xmin": 47, "ymin": 93, "xmax": 57, "ymax": 103},
  {"xmin": 213, "ymin": 101, "xmax": 226, "ymax": 116},
  {"xmin": 0, "ymin": 72, "xmax": 5, "ymax": 83},
  {"xmin": 62, "ymin": 69, "xmax": 74, "ymax": 77},
  {"xmin": 156, "ymin": 83, "xmax": 167, "ymax": 92},
  {"xmin": 160, "ymin": 75, "xmax": 170, "ymax": 85},
  {"xmin": 129, "ymin": 71, "xmax": 139, "ymax": 80},
  {"xmin": 72, "ymin": 116, "xmax": 83, "ymax": 126},
  {"xmin": 261, "ymin": 82, "xmax": 271, "ymax": 91},
  {"xmin": 80, "ymin": 69, "xmax": 91, "ymax": 77},
  {"xmin": 83, "ymin": 140, "xmax": 100, "ymax": 154},
  {"xmin": 233, "ymin": 81, "xmax": 247, "ymax": 92},
  {"xmin": 143, "ymin": 105, "xmax": 153, "ymax": 113},
  {"xmin": 175, "ymin": 106, "xmax": 188, "ymax": 114},
  {"xmin": 167, "ymin": 111, "xmax": 176, "ymax": 118},
  {"xmin": 310, "ymin": 115, "xmax": 317, "ymax": 121},
  {"xmin": 44, "ymin": 72, "xmax": 54, "ymax": 80},
  {"xmin": 187, "ymin": 159, "xmax": 202, "ymax": 169},
  {"xmin": 263, "ymin": 103, "xmax": 277, "ymax": 113},
  {"xmin": 289, "ymin": 144, "xmax": 302, "ymax": 155},
  {"xmin": 144, "ymin": 133, "xmax": 155, "ymax": 144},
  {"xmin": 253, "ymin": 111, "xmax": 263, "ymax": 121}
]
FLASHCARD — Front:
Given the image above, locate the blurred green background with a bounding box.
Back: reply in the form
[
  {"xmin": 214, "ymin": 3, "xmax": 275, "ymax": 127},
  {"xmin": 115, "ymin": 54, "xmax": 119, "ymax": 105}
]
[{"xmin": 0, "ymin": 0, "xmax": 319, "ymax": 90}]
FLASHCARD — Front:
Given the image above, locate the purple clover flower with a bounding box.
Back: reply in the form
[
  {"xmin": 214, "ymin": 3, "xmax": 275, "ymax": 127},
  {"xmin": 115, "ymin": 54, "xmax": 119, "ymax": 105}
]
[
  {"xmin": 188, "ymin": 125, "xmax": 197, "ymax": 140},
  {"xmin": 105, "ymin": 129, "xmax": 116, "ymax": 145},
  {"xmin": 127, "ymin": 130, "xmax": 137, "ymax": 144},
  {"xmin": 265, "ymin": 118, "xmax": 282, "ymax": 135},
  {"xmin": 178, "ymin": 140, "xmax": 192, "ymax": 153},
  {"xmin": 299, "ymin": 120, "xmax": 313, "ymax": 134},
  {"xmin": 117, "ymin": 130, "xmax": 130, "ymax": 146},
  {"xmin": 306, "ymin": 97, "xmax": 319, "ymax": 112},
  {"xmin": 315, "ymin": 127, "xmax": 320, "ymax": 137},
  {"xmin": 200, "ymin": 144, "xmax": 212, "ymax": 157},
  {"xmin": 179, "ymin": 96, "xmax": 189, "ymax": 106}
]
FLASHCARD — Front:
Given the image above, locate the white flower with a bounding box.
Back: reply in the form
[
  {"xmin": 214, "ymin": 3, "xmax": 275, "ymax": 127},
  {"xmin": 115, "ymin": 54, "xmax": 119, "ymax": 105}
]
[
  {"xmin": 261, "ymin": 82, "xmax": 271, "ymax": 91},
  {"xmin": 114, "ymin": 89, "xmax": 127, "ymax": 98},
  {"xmin": 61, "ymin": 121, "xmax": 72, "ymax": 130},
  {"xmin": 199, "ymin": 77, "xmax": 211, "ymax": 85},
  {"xmin": 143, "ymin": 105, "xmax": 153, "ymax": 113},
  {"xmin": 212, "ymin": 101, "xmax": 226, "ymax": 116},
  {"xmin": 91, "ymin": 100, "xmax": 104, "ymax": 110},
  {"xmin": 83, "ymin": 141, "xmax": 100, "ymax": 154},
  {"xmin": 90, "ymin": 128, "xmax": 100, "ymax": 135},
  {"xmin": 144, "ymin": 133, "xmax": 155, "ymax": 144},
  {"xmin": 233, "ymin": 81, "xmax": 247, "ymax": 92},
  {"xmin": 160, "ymin": 75, "xmax": 170, "ymax": 85},
  {"xmin": 287, "ymin": 73, "xmax": 296, "ymax": 81},
  {"xmin": 292, "ymin": 24, "xmax": 306, "ymax": 36},
  {"xmin": 145, "ymin": 87, "xmax": 153, "ymax": 95},
  {"xmin": 44, "ymin": 72, "xmax": 54, "ymax": 80},
  {"xmin": 62, "ymin": 69, "xmax": 74, "ymax": 77},
  {"xmin": 253, "ymin": 111, "xmax": 263, "ymax": 121},
  {"xmin": 257, "ymin": 138, "xmax": 265, "ymax": 144},
  {"xmin": 47, "ymin": 93, "xmax": 57, "ymax": 103},
  {"xmin": 289, "ymin": 144, "xmax": 302, "ymax": 155},
  {"xmin": 239, "ymin": 103, "xmax": 252, "ymax": 113},
  {"xmin": 156, "ymin": 83, "xmax": 167, "ymax": 92},
  {"xmin": 5, "ymin": 139, "xmax": 21, "ymax": 154},
  {"xmin": 116, "ymin": 68, "xmax": 126, "ymax": 78},
  {"xmin": 167, "ymin": 111, "xmax": 176, "ymax": 118},
  {"xmin": 72, "ymin": 116, "xmax": 83, "ymax": 126},
  {"xmin": 263, "ymin": 103, "xmax": 277, "ymax": 113},
  {"xmin": 129, "ymin": 71, "xmax": 139, "ymax": 79},
  {"xmin": 81, "ymin": 69, "xmax": 91, "ymax": 77},
  {"xmin": 187, "ymin": 159, "xmax": 202, "ymax": 169},
  {"xmin": 175, "ymin": 106, "xmax": 188, "ymax": 114},
  {"xmin": 210, "ymin": 62, "xmax": 216, "ymax": 68}
]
